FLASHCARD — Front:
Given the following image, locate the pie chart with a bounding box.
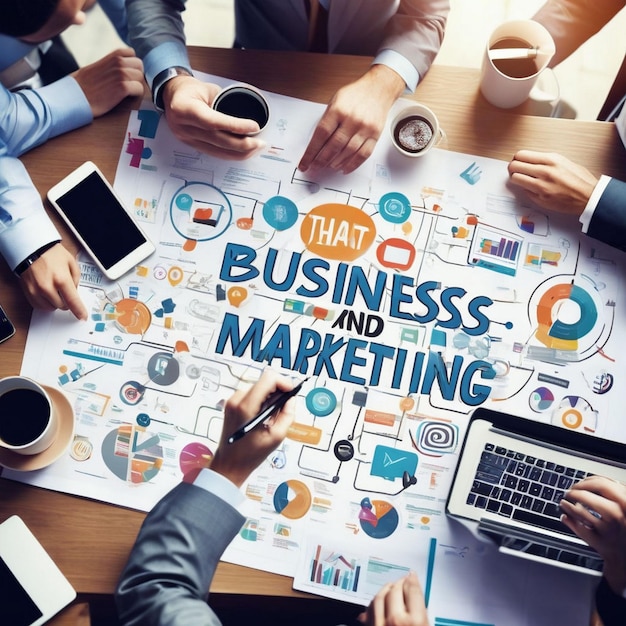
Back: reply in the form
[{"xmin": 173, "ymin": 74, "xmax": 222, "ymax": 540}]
[
  {"xmin": 358, "ymin": 498, "xmax": 399, "ymax": 539},
  {"xmin": 273, "ymin": 479, "xmax": 312, "ymax": 519},
  {"xmin": 529, "ymin": 386, "xmax": 555, "ymax": 412}
]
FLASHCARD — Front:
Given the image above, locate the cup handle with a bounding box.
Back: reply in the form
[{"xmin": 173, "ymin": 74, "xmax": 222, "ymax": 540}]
[{"xmin": 434, "ymin": 127, "xmax": 447, "ymax": 148}]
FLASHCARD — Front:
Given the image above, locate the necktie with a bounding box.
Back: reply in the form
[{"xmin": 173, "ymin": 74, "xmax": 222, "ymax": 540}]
[{"xmin": 306, "ymin": 0, "xmax": 329, "ymax": 53}]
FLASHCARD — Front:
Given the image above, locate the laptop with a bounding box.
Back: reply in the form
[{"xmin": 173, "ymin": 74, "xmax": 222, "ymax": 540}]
[{"xmin": 446, "ymin": 407, "xmax": 626, "ymax": 576}]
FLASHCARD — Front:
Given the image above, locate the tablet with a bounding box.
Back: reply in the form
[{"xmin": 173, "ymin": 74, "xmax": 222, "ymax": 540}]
[{"xmin": 0, "ymin": 516, "xmax": 76, "ymax": 626}]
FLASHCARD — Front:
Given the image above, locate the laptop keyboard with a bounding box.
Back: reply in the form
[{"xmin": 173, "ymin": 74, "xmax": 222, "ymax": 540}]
[{"xmin": 467, "ymin": 443, "xmax": 591, "ymax": 536}]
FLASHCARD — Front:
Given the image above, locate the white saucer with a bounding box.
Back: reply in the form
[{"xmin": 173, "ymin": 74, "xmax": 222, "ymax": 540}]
[{"xmin": 0, "ymin": 385, "xmax": 75, "ymax": 472}]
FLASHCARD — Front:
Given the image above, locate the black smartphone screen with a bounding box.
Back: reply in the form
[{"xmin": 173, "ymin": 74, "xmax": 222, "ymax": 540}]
[
  {"xmin": 0, "ymin": 557, "xmax": 43, "ymax": 626},
  {"xmin": 0, "ymin": 305, "xmax": 15, "ymax": 344},
  {"xmin": 55, "ymin": 171, "xmax": 147, "ymax": 270}
]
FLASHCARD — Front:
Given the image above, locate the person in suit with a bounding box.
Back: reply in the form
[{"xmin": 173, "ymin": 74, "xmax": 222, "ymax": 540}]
[
  {"xmin": 0, "ymin": 0, "xmax": 144, "ymax": 319},
  {"xmin": 532, "ymin": 0, "xmax": 626, "ymax": 122},
  {"xmin": 115, "ymin": 369, "xmax": 431, "ymax": 626},
  {"xmin": 125, "ymin": 0, "xmax": 449, "ymax": 174},
  {"xmin": 507, "ymin": 150, "xmax": 626, "ymax": 252},
  {"xmin": 507, "ymin": 1, "xmax": 626, "ymax": 252},
  {"xmin": 561, "ymin": 476, "xmax": 626, "ymax": 626}
]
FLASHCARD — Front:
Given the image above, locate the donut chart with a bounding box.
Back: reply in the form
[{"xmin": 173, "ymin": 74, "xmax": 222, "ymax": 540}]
[
  {"xmin": 358, "ymin": 498, "xmax": 399, "ymax": 539},
  {"xmin": 551, "ymin": 395, "xmax": 597, "ymax": 433},
  {"xmin": 535, "ymin": 282, "xmax": 598, "ymax": 351},
  {"xmin": 273, "ymin": 480, "xmax": 312, "ymax": 519}
]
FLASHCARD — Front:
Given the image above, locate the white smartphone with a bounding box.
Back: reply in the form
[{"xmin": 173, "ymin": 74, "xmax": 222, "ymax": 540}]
[
  {"xmin": 47, "ymin": 161, "xmax": 155, "ymax": 280},
  {"xmin": 0, "ymin": 516, "xmax": 76, "ymax": 626}
]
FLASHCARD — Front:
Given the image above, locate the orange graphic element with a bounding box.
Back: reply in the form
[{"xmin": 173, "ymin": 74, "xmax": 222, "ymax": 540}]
[
  {"xmin": 167, "ymin": 266, "xmax": 185, "ymax": 286},
  {"xmin": 399, "ymin": 397, "xmax": 415, "ymax": 412},
  {"xmin": 300, "ymin": 203, "xmax": 375, "ymax": 261},
  {"xmin": 193, "ymin": 208, "xmax": 213, "ymax": 223},
  {"xmin": 560, "ymin": 409, "xmax": 583, "ymax": 429},
  {"xmin": 376, "ymin": 238, "xmax": 416, "ymax": 271},
  {"xmin": 287, "ymin": 422, "xmax": 322, "ymax": 444},
  {"xmin": 183, "ymin": 239, "xmax": 197, "ymax": 252},
  {"xmin": 364, "ymin": 410, "xmax": 396, "ymax": 427},
  {"xmin": 401, "ymin": 222, "xmax": 413, "ymax": 235},
  {"xmin": 227, "ymin": 286, "xmax": 248, "ymax": 307},
  {"xmin": 174, "ymin": 340, "xmax": 190, "ymax": 353},
  {"xmin": 115, "ymin": 299, "xmax": 151, "ymax": 334}
]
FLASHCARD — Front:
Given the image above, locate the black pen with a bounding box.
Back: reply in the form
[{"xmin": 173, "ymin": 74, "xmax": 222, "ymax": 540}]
[{"xmin": 227, "ymin": 377, "xmax": 309, "ymax": 444}]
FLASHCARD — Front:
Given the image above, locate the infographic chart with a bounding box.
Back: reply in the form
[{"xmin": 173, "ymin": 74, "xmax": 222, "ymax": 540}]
[{"xmin": 11, "ymin": 74, "xmax": 625, "ymax": 625}]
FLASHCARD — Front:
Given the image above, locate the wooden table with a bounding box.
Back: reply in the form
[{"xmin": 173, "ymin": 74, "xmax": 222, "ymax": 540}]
[{"xmin": 1, "ymin": 47, "xmax": 623, "ymax": 624}]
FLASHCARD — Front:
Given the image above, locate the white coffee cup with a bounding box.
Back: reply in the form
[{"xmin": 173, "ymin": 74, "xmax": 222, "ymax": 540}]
[
  {"xmin": 480, "ymin": 20, "xmax": 556, "ymax": 109},
  {"xmin": 0, "ymin": 376, "xmax": 57, "ymax": 455},
  {"xmin": 390, "ymin": 103, "xmax": 445, "ymax": 157},
  {"xmin": 212, "ymin": 83, "xmax": 270, "ymax": 135}
]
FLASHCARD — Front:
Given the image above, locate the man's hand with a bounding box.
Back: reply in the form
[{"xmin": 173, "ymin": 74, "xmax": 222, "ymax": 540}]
[
  {"xmin": 561, "ymin": 476, "xmax": 626, "ymax": 596},
  {"xmin": 210, "ymin": 370, "xmax": 297, "ymax": 487},
  {"xmin": 507, "ymin": 150, "xmax": 598, "ymax": 216},
  {"xmin": 161, "ymin": 76, "xmax": 266, "ymax": 160},
  {"xmin": 72, "ymin": 48, "xmax": 145, "ymax": 118},
  {"xmin": 358, "ymin": 571, "xmax": 430, "ymax": 626},
  {"xmin": 19, "ymin": 243, "xmax": 87, "ymax": 320},
  {"xmin": 299, "ymin": 65, "xmax": 406, "ymax": 175}
]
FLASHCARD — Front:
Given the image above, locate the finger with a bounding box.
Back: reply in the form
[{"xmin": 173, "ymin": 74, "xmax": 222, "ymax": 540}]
[
  {"xmin": 403, "ymin": 571, "xmax": 428, "ymax": 617},
  {"xmin": 58, "ymin": 283, "xmax": 88, "ymax": 321},
  {"xmin": 510, "ymin": 150, "xmax": 559, "ymax": 166},
  {"xmin": 559, "ymin": 499, "xmax": 599, "ymax": 529},
  {"xmin": 333, "ymin": 136, "xmax": 377, "ymax": 174}
]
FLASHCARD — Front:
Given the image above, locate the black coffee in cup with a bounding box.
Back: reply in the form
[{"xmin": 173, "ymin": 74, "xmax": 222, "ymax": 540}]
[
  {"xmin": 491, "ymin": 37, "xmax": 539, "ymax": 78},
  {"xmin": 213, "ymin": 87, "xmax": 270, "ymax": 128},
  {"xmin": 0, "ymin": 388, "xmax": 50, "ymax": 446},
  {"xmin": 393, "ymin": 115, "xmax": 434, "ymax": 153}
]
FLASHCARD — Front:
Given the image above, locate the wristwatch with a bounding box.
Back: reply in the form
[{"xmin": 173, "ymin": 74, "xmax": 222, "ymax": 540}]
[
  {"xmin": 151, "ymin": 66, "xmax": 194, "ymax": 112},
  {"xmin": 13, "ymin": 240, "xmax": 61, "ymax": 276}
]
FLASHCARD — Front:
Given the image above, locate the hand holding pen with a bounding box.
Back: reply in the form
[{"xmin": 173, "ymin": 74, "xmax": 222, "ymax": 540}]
[
  {"xmin": 228, "ymin": 376, "xmax": 309, "ymax": 444},
  {"xmin": 209, "ymin": 370, "xmax": 302, "ymax": 487}
]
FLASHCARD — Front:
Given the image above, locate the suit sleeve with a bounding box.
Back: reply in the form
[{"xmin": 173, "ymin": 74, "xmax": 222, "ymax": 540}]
[
  {"xmin": 532, "ymin": 0, "xmax": 625, "ymax": 67},
  {"xmin": 595, "ymin": 576, "xmax": 626, "ymax": 626},
  {"xmin": 380, "ymin": 0, "xmax": 449, "ymax": 81},
  {"xmin": 115, "ymin": 482, "xmax": 245, "ymax": 626},
  {"xmin": 586, "ymin": 178, "xmax": 626, "ymax": 252}
]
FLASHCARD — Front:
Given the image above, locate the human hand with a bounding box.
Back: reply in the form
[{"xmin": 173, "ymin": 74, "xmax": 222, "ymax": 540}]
[
  {"xmin": 161, "ymin": 76, "xmax": 266, "ymax": 160},
  {"xmin": 357, "ymin": 571, "xmax": 429, "ymax": 626},
  {"xmin": 19, "ymin": 243, "xmax": 87, "ymax": 320},
  {"xmin": 507, "ymin": 150, "xmax": 598, "ymax": 216},
  {"xmin": 72, "ymin": 48, "xmax": 145, "ymax": 118},
  {"xmin": 210, "ymin": 370, "xmax": 297, "ymax": 487},
  {"xmin": 561, "ymin": 476, "xmax": 626, "ymax": 595},
  {"xmin": 298, "ymin": 65, "xmax": 405, "ymax": 175}
]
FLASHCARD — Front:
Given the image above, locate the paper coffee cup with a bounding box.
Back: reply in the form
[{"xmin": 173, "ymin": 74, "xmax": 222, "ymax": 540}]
[
  {"xmin": 480, "ymin": 20, "xmax": 556, "ymax": 109},
  {"xmin": 212, "ymin": 83, "xmax": 270, "ymax": 135},
  {"xmin": 390, "ymin": 103, "xmax": 445, "ymax": 157},
  {"xmin": 0, "ymin": 376, "xmax": 57, "ymax": 455}
]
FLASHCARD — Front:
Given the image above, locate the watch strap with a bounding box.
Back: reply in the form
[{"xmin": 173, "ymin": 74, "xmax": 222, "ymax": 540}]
[{"xmin": 151, "ymin": 66, "xmax": 193, "ymax": 112}]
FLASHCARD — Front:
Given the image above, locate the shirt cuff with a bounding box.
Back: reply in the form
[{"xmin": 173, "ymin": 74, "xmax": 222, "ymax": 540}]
[
  {"xmin": 192, "ymin": 467, "xmax": 246, "ymax": 509},
  {"xmin": 143, "ymin": 41, "xmax": 192, "ymax": 91},
  {"xmin": 579, "ymin": 175, "xmax": 611, "ymax": 233},
  {"xmin": 0, "ymin": 214, "xmax": 61, "ymax": 271},
  {"xmin": 372, "ymin": 49, "xmax": 420, "ymax": 93}
]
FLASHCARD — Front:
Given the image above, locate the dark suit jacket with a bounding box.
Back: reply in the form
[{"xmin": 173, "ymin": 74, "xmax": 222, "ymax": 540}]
[
  {"xmin": 115, "ymin": 482, "xmax": 245, "ymax": 626},
  {"xmin": 587, "ymin": 178, "xmax": 626, "ymax": 252},
  {"xmin": 596, "ymin": 575, "xmax": 626, "ymax": 626}
]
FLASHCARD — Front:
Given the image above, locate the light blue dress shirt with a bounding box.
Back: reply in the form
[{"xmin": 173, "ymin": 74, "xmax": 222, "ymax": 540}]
[{"xmin": 0, "ymin": 79, "xmax": 92, "ymax": 270}]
